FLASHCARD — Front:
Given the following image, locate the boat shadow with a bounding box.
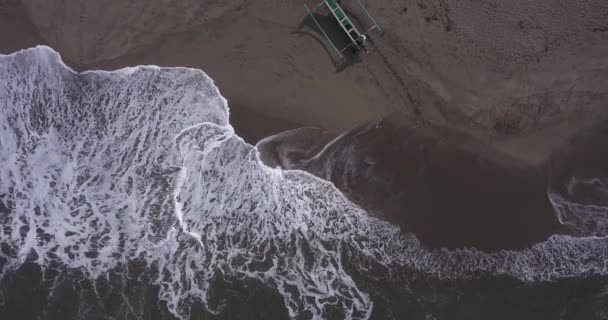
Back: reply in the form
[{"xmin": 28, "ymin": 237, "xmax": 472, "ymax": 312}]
[{"xmin": 293, "ymin": 12, "xmax": 362, "ymax": 72}]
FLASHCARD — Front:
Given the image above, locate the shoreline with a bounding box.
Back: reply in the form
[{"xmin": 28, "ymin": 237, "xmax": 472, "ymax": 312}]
[
  {"xmin": 257, "ymin": 115, "xmax": 566, "ymax": 251},
  {"xmin": 1, "ymin": 1, "xmax": 607, "ymax": 251}
]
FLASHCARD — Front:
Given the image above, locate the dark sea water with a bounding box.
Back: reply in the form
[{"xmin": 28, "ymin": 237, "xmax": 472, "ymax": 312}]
[
  {"xmin": 2, "ymin": 263, "xmax": 608, "ymax": 319},
  {"xmin": 1, "ymin": 47, "xmax": 607, "ymax": 320}
]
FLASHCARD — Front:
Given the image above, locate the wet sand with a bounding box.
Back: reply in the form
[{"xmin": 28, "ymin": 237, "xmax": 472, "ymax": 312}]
[
  {"xmin": 258, "ymin": 115, "xmax": 565, "ymax": 251},
  {"xmin": 0, "ymin": 3, "xmax": 43, "ymax": 55}
]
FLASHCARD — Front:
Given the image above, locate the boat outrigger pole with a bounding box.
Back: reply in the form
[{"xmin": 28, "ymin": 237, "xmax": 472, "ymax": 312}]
[{"xmin": 304, "ymin": 0, "xmax": 381, "ymax": 59}]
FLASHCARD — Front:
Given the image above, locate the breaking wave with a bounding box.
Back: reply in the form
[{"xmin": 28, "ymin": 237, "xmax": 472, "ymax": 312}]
[{"xmin": 1, "ymin": 46, "xmax": 607, "ymax": 319}]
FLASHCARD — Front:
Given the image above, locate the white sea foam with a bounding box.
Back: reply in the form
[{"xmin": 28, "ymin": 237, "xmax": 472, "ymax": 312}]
[
  {"xmin": 1, "ymin": 46, "xmax": 607, "ymax": 320},
  {"xmin": 549, "ymin": 176, "xmax": 608, "ymax": 237}
]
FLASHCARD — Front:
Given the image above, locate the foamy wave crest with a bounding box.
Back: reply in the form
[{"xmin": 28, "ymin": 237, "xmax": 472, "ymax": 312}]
[{"xmin": 1, "ymin": 46, "xmax": 607, "ymax": 320}]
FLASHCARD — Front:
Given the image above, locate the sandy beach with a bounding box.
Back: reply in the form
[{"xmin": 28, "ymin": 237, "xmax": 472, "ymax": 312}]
[{"xmin": 2, "ymin": 0, "xmax": 608, "ymax": 249}]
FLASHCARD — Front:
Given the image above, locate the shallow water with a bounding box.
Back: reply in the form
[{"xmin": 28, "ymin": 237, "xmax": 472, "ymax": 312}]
[{"xmin": 1, "ymin": 46, "xmax": 607, "ymax": 320}]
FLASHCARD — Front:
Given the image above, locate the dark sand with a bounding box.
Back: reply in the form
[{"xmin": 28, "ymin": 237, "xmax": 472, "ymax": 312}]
[
  {"xmin": 0, "ymin": 3, "xmax": 43, "ymax": 54},
  {"xmin": 258, "ymin": 115, "xmax": 565, "ymax": 251},
  {"xmin": 12, "ymin": 0, "xmax": 606, "ymax": 161}
]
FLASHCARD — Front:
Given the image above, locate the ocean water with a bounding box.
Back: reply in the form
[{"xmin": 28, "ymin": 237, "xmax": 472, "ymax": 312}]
[{"xmin": 0, "ymin": 46, "xmax": 607, "ymax": 320}]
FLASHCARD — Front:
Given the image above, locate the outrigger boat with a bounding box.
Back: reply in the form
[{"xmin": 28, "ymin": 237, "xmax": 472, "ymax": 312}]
[{"xmin": 304, "ymin": 0, "xmax": 381, "ymax": 58}]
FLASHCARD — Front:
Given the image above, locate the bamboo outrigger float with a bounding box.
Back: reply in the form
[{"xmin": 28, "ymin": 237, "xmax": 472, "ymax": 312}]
[{"xmin": 304, "ymin": 0, "xmax": 381, "ymax": 58}]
